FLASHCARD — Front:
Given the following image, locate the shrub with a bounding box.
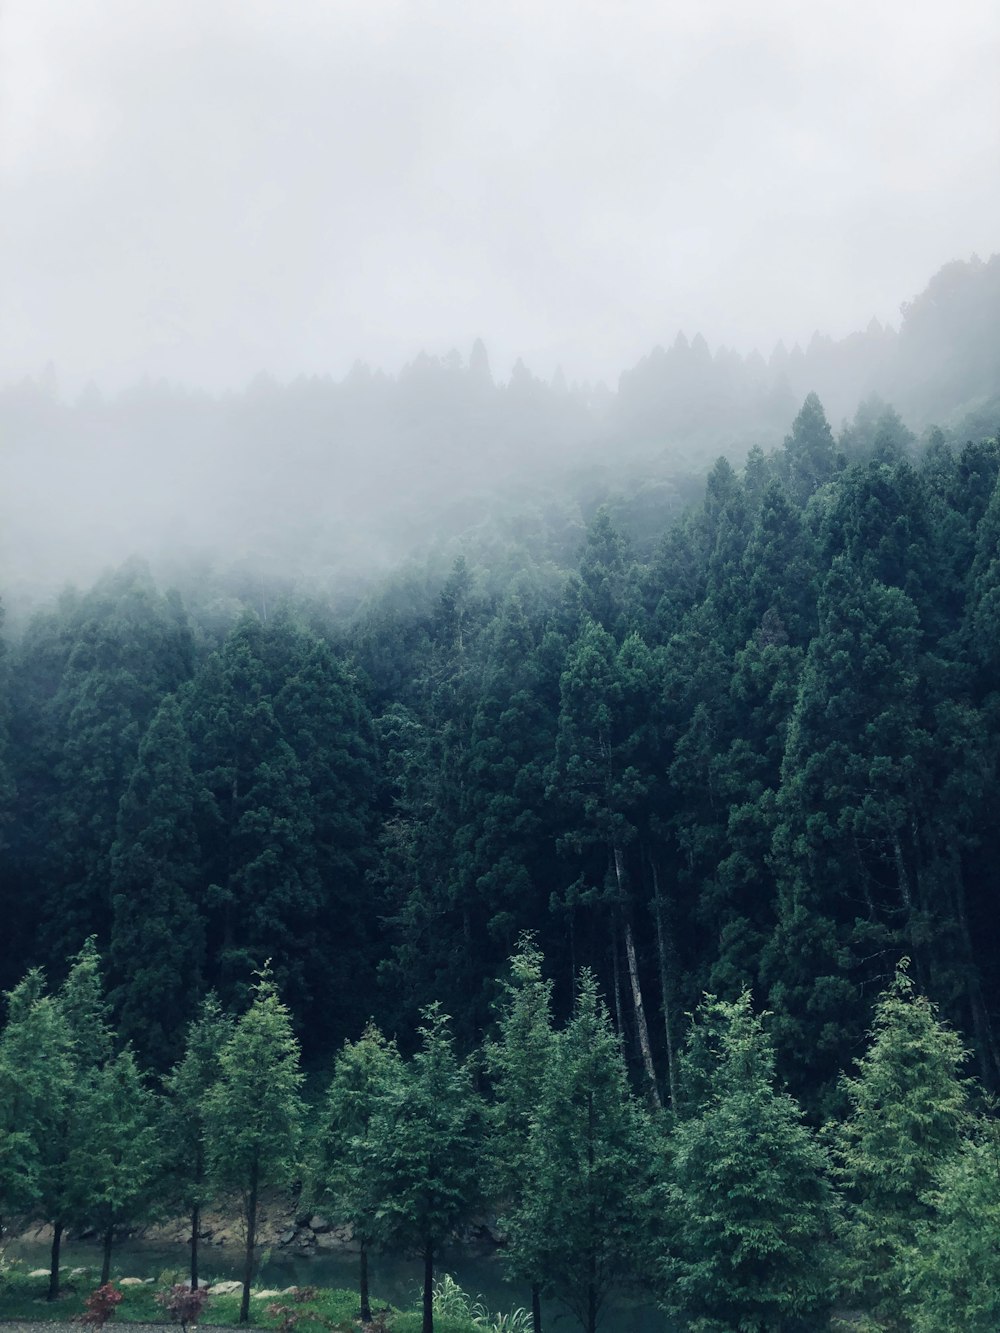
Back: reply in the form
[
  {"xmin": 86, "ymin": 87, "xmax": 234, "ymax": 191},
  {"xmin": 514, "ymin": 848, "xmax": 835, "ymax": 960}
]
[
  {"xmin": 78, "ymin": 1284, "xmax": 124, "ymax": 1328},
  {"xmin": 156, "ymin": 1282, "xmax": 212, "ymax": 1331}
]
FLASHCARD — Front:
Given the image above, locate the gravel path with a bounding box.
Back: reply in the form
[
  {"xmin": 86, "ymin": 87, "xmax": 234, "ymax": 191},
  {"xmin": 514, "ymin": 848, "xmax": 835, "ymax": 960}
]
[{"xmin": 0, "ymin": 1325, "xmax": 246, "ymax": 1331}]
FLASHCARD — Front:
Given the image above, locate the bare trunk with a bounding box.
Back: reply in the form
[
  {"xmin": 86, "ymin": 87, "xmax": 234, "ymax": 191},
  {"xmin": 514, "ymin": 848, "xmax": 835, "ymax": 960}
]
[
  {"xmin": 422, "ymin": 1240, "xmax": 434, "ymax": 1333},
  {"xmin": 610, "ymin": 902, "xmax": 623, "ymax": 1035},
  {"xmin": 531, "ymin": 1283, "xmax": 541, "ymax": 1333},
  {"xmin": 650, "ymin": 858, "xmax": 679, "ymax": 1112},
  {"xmin": 190, "ymin": 1204, "xmax": 200, "ymax": 1290},
  {"xmin": 614, "ymin": 847, "xmax": 661, "ymax": 1108},
  {"xmin": 239, "ymin": 1160, "xmax": 258, "ymax": 1324},
  {"xmin": 47, "ymin": 1220, "xmax": 63, "ymax": 1302},
  {"xmin": 360, "ymin": 1240, "xmax": 371, "ymax": 1323},
  {"xmin": 100, "ymin": 1223, "xmax": 113, "ymax": 1286}
]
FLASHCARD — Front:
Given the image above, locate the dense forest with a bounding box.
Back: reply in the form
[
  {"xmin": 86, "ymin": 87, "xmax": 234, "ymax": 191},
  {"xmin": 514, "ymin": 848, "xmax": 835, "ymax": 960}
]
[{"xmin": 2, "ymin": 252, "xmax": 1000, "ymax": 1330}]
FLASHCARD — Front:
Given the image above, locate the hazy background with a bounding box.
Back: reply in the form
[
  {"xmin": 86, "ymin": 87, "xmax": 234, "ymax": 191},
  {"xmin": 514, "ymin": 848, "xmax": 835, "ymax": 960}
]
[{"xmin": 3, "ymin": 0, "xmax": 1000, "ymax": 394}]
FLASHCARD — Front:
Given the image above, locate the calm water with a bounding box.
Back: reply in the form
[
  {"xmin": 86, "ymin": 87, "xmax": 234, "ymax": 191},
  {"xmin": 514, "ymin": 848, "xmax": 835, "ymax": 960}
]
[{"xmin": 6, "ymin": 1238, "xmax": 672, "ymax": 1333}]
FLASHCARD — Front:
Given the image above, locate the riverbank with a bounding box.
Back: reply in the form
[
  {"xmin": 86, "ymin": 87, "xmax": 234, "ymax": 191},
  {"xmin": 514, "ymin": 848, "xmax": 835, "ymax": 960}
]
[{"xmin": 10, "ymin": 1192, "xmax": 501, "ymax": 1260}]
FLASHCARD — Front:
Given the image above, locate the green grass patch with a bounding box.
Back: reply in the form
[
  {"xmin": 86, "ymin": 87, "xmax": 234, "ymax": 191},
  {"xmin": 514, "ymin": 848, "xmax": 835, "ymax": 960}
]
[{"xmin": 0, "ymin": 1261, "xmax": 482, "ymax": 1333}]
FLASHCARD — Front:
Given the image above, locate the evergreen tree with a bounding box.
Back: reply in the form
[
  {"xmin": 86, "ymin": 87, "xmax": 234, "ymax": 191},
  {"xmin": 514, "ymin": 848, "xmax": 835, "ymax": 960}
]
[
  {"xmin": 366, "ymin": 1006, "xmax": 481, "ymax": 1333},
  {"xmin": 0, "ymin": 971, "xmax": 75, "ymax": 1235},
  {"xmin": 109, "ymin": 694, "xmax": 205, "ymax": 1069},
  {"xmin": 308, "ymin": 1023, "xmax": 402, "ymax": 1322},
  {"xmin": 832, "ymin": 964, "xmax": 969, "ymax": 1329},
  {"xmin": 84, "ymin": 1047, "xmax": 162, "ymax": 1283},
  {"xmin": 484, "ymin": 936, "xmax": 556, "ymax": 1333},
  {"xmin": 765, "ymin": 560, "xmax": 932, "ymax": 1100},
  {"xmin": 513, "ymin": 973, "xmax": 654, "ymax": 1333},
  {"xmin": 907, "ymin": 1115, "xmax": 1000, "ymax": 1333},
  {"xmin": 204, "ymin": 969, "xmax": 304, "ymax": 1324},
  {"xmin": 663, "ymin": 992, "xmax": 837, "ymax": 1332},
  {"xmin": 782, "ymin": 392, "xmax": 837, "ymax": 503},
  {"xmin": 163, "ymin": 994, "xmax": 233, "ymax": 1289}
]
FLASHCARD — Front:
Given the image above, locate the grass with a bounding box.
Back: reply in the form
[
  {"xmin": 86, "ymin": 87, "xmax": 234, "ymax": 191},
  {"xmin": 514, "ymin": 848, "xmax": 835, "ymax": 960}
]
[{"xmin": 0, "ymin": 1262, "xmax": 485, "ymax": 1333}]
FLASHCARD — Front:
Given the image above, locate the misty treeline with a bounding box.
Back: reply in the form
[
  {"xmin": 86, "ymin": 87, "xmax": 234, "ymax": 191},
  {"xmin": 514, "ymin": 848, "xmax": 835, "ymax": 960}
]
[
  {"xmin": 3, "ymin": 255, "xmax": 999, "ymax": 612},
  {"xmin": 2, "ymin": 934, "xmax": 996, "ymax": 1333}
]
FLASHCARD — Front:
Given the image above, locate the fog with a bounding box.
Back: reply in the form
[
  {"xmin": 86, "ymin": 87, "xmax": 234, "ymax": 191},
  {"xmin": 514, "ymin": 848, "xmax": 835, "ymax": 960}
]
[
  {"xmin": 3, "ymin": 1, "xmax": 1000, "ymax": 393},
  {"xmin": 2, "ymin": 3, "xmax": 1000, "ymax": 614}
]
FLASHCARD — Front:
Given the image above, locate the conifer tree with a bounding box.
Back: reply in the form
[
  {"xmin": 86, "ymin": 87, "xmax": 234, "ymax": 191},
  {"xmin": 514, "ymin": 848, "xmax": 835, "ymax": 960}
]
[
  {"xmin": 365, "ymin": 1006, "xmax": 481, "ymax": 1333},
  {"xmin": 308, "ymin": 1023, "xmax": 402, "ymax": 1322},
  {"xmin": 163, "ymin": 994, "xmax": 233, "ymax": 1290},
  {"xmin": 84, "ymin": 1047, "xmax": 162, "ymax": 1283},
  {"xmin": 907, "ymin": 1115, "xmax": 1000, "ymax": 1333},
  {"xmin": 484, "ymin": 937, "xmax": 556, "ymax": 1333},
  {"xmin": 513, "ymin": 973, "xmax": 654, "ymax": 1333},
  {"xmin": 663, "ymin": 992, "xmax": 836, "ymax": 1332},
  {"xmin": 0, "ymin": 971, "xmax": 75, "ymax": 1238},
  {"xmin": 832, "ymin": 963, "xmax": 969, "ymax": 1329},
  {"xmin": 204, "ymin": 969, "xmax": 304, "ymax": 1324},
  {"xmin": 109, "ymin": 694, "xmax": 204, "ymax": 1069}
]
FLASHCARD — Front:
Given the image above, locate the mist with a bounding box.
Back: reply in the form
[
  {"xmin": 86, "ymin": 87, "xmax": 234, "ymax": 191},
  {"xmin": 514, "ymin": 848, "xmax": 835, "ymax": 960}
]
[{"xmin": 2, "ymin": 2, "xmax": 1000, "ymax": 614}]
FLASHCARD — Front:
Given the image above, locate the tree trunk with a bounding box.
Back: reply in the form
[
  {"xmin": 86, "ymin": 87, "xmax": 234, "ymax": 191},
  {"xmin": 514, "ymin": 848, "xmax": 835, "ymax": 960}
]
[
  {"xmin": 360, "ymin": 1239, "xmax": 371, "ymax": 1323},
  {"xmin": 422, "ymin": 1239, "xmax": 434, "ymax": 1333},
  {"xmin": 531, "ymin": 1283, "xmax": 541, "ymax": 1333},
  {"xmin": 615, "ymin": 847, "xmax": 661, "ymax": 1109},
  {"xmin": 101, "ymin": 1223, "xmax": 113, "ymax": 1285},
  {"xmin": 610, "ymin": 902, "xmax": 623, "ymax": 1035},
  {"xmin": 953, "ymin": 867, "xmax": 1000, "ymax": 1085},
  {"xmin": 190, "ymin": 1203, "xmax": 200, "ymax": 1290},
  {"xmin": 586, "ymin": 1090, "xmax": 597, "ymax": 1333},
  {"xmin": 650, "ymin": 858, "xmax": 679, "ymax": 1112},
  {"xmin": 48, "ymin": 1220, "xmax": 63, "ymax": 1301},
  {"xmin": 240, "ymin": 1161, "xmax": 259, "ymax": 1324}
]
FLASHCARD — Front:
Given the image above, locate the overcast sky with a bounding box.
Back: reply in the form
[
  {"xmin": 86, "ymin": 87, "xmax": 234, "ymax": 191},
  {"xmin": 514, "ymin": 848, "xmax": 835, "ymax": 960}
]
[{"xmin": 2, "ymin": 0, "xmax": 999, "ymax": 394}]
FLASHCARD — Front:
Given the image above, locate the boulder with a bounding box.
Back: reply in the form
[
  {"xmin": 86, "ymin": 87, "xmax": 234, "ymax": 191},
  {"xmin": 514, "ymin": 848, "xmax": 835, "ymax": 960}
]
[
  {"xmin": 309, "ymin": 1214, "xmax": 331, "ymax": 1233},
  {"xmin": 208, "ymin": 1280, "xmax": 242, "ymax": 1295},
  {"xmin": 119, "ymin": 1278, "xmax": 147, "ymax": 1287}
]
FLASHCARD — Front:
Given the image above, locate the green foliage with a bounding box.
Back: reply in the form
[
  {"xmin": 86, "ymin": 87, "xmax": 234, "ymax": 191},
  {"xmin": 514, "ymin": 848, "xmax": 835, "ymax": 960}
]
[
  {"xmin": 367, "ymin": 1005, "xmax": 482, "ymax": 1254},
  {"xmin": 906, "ymin": 1116, "xmax": 1000, "ymax": 1332},
  {"xmin": 832, "ymin": 963, "xmax": 969, "ymax": 1328},
  {"xmin": 664, "ymin": 992, "xmax": 837, "ymax": 1332},
  {"xmin": 109, "ymin": 694, "xmax": 205, "ymax": 1069},
  {"xmin": 510, "ymin": 972, "xmax": 655, "ymax": 1333},
  {"xmin": 428, "ymin": 1274, "xmax": 531, "ymax": 1333},
  {"xmin": 204, "ymin": 968, "xmax": 305, "ymax": 1323},
  {"xmin": 83, "ymin": 1047, "xmax": 162, "ymax": 1279}
]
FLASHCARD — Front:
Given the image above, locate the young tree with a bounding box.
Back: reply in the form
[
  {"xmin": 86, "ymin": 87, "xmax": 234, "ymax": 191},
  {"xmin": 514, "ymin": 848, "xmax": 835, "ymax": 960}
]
[
  {"xmin": 907, "ymin": 1115, "xmax": 1000, "ymax": 1333},
  {"xmin": 204, "ymin": 970, "xmax": 304, "ymax": 1324},
  {"xmin": 366, "ymin": 1006, "xmax": 481, "ymax": 1333},
  {"xmin": 832, "ymin": 963, "xmax": 969, "ymax": 1329},
  {"xmin": 162, "ymin": 995, "xmax": 233, "ymax": 1290},
  {"xmin": 0, "ymin": 971, "xmax": 75, "ymax": 1237},
  {"xmin": 484, "ymin": 936, "xmax": 555, "ymax": 1333},
  {"xmin": 663, "ymin": 992, "xmax": 837, "ymax": 1332},
  {"xmin": 513, "ymin": 973, "xmax": 655, "ymax": 1333},
  {"xmin": 84, "ymin": 1047, "xmax": 162, "ymax": 1283},
  {"xmin": 307, "ymin": 1022, "xmax": 402, "ymax": 1322}
]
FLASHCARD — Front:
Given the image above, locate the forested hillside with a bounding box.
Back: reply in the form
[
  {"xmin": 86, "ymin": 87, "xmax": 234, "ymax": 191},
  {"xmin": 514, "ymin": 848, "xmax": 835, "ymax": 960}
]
[
  {"xmin": 3, "ymin": 254, "xmax": 998, "ymax": 615},
  {"xmin": 3, "ymin": 378, "xmax": 1000, "ymax": 1121}
]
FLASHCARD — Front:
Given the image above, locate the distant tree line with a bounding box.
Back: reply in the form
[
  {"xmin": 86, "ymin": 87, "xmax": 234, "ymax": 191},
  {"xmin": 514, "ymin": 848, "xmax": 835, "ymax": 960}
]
[{"xmin": 0, "ymin": 937, "xmax": 995, "ymax": 1333}]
